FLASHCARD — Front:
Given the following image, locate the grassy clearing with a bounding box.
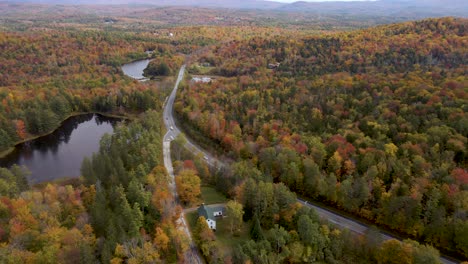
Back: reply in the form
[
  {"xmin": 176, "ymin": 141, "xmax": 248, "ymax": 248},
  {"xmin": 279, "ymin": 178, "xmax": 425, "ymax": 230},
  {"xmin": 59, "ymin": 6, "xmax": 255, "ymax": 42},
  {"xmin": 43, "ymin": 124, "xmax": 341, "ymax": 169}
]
[
  {"xmin": 215, "ymin": 217, "xmax": 250, "ymax": 255},
  {"xmin": 201, "ymin": 186, "xmax": 227, "ymax": 204},
  {"xmin": 186, "ymin": 186, "xmax": 248, "ymax": 256},
  {"xmin": 185, "ymin": 211, "xmax": 250, "ymax": 256}
]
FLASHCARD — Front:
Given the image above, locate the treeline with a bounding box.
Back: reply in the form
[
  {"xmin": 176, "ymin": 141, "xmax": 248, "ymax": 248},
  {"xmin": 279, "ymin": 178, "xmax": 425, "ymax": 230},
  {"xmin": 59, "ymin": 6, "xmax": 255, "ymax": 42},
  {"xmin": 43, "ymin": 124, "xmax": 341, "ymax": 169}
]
[
  {"xmin": 0, "ymin": 111, "xmax": 190, "ymax": 262},
  {"xmin": 0, "ymin": 29, "xmax": 173, "ymax": 152},
  {"xmin": 80, "ymin": 110, "xmax": 190, "ymax": 262},
  {"xmin": 170, "ymin": 136, "xmax": 443, "ymax": 263},
  {"xmin": 234, "ymin": 179, "xmax": 440, "ymax": 264},
  {"xmin": 0, "ymin": 165, "xmax": 29, "ymax": 197},
  {"xmin": 0, "ymin": 183, "xmax": 98, "ymax": 263},
  {"xmin": 0, "ymin": 152, "xmax": 97, "ymax": 262},
  {"xmin": 144, "ymin": 55, "xmax": 185, "ymax": 78},
  {"xmin": 176, "ymin": 17, "xmax": 468, "ymax": 257},
  {"xmin": 196, "ymin": 17, "xmax": 466, "ymax": 77},
  {"xmin": 170, "ymin": 147, "xmax": 443, "ymax": 263},
  {"xmin": 0, "ymin": 22, "xmax": 313, "ymax": 153},
  {"xmin": 0, "ymin": 88, "xmax": 158, "ymax": 150}
]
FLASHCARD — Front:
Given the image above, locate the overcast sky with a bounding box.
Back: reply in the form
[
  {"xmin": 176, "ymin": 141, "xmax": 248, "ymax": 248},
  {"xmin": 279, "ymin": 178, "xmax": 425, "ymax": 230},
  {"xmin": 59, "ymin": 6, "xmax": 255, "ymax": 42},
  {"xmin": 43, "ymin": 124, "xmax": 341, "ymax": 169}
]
[{"xmin": 273, "ymin": 0, "xmax": 377, "ymax": 2}]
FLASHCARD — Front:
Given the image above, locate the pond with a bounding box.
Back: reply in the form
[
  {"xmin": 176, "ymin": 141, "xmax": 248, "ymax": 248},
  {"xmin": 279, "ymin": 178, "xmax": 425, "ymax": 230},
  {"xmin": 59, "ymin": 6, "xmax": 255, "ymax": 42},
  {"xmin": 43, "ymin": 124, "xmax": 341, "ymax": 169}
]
[
  {"xmin": 0, "ymin": 114, "xmax": 120, "ymax": 183},
  {"xmin": 121, "ymin": 59, "xmax": 151, "ymax": 80}
]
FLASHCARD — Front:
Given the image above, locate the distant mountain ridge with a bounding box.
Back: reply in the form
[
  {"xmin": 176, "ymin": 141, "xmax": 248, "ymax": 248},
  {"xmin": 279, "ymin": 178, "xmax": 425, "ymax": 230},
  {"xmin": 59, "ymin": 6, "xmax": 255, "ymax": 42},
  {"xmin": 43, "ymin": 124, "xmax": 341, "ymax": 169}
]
[
  {"xmin": 4, "ymin": 0, "xmax": 468, "ymax": 17},
  {"xmin": 7, "ymin": 0, "xmax": 283, "ymax": 9},
  {"xmin": 277, "ymin": 0, "xmax": 468, "ymax": 17}
]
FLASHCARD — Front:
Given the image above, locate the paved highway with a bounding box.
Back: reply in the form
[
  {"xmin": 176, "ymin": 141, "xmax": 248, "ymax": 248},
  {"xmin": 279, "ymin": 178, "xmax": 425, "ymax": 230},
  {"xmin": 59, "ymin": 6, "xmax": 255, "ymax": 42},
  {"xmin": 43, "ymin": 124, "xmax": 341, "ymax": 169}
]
[
  {"xmin": 296, "ymin": 201, "xmax": 457, "ymax": 264},
  {"xmin": 164, "ymin": 66, "xmax": 458, "ymax": 264},
  {"xmin": 163, "ymin": 64, "xmax": 218, "ymax": 167},
  {"xmin": 163, "ymin": 65, "xmax": 202, "ymax": 264}
]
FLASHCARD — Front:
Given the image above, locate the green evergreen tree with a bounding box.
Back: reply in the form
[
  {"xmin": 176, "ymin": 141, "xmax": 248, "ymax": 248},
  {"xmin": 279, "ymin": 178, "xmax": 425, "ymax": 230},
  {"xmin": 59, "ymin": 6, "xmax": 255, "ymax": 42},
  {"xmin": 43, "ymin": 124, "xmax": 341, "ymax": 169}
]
[
  {"xmin": 250, "ymin": 214, "xmax": 264, "ymax": 241},
  {"xmin": 0, "ymin": 129, "xmax": 12, "ymax": 150},
  {"xmin": 127, "ymin": 178, "xmax": 151, "ymax": 209}
]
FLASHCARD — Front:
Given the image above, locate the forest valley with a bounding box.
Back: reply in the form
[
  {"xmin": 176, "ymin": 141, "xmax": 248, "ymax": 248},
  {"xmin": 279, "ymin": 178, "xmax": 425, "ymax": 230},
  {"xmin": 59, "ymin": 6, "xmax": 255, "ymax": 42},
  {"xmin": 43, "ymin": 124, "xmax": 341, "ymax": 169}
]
[
  {"xmin": 0, "ymin": 5, "xmax": 466, "ymax": 263},
  {"xmin": 176, "ymin": 17, "xmax": 468, "ymax": 261}
]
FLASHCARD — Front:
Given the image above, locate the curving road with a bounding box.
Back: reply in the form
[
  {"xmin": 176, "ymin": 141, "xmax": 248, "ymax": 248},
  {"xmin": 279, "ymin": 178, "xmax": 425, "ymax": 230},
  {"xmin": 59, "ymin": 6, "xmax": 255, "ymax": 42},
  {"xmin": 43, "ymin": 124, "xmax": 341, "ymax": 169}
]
[
  {"xmin": 163, "ymin": 65, "xmax": 202, "ymax": 264},
  {"xmin": 164, "ymin": 66, "xmax": 458, "ymax": 264},
  {"xmin": 163, "ymin": 65, "xmax": 219, "ymax": 168},
  {"xmin": 296, "ymin": 200, "xmax": 457, "ymax": 264}
]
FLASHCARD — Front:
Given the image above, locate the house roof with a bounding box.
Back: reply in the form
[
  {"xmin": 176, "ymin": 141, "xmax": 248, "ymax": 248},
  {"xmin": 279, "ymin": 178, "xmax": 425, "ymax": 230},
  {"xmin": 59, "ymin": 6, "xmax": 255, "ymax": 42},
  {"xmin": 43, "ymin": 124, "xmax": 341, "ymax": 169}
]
[
  {"xmin": 198, "ymin": 204, "xmax": 214, "ymax": 221},
  {"xmin": 197, "ymin": 204, "xmax": 225, "ymax": 221}
]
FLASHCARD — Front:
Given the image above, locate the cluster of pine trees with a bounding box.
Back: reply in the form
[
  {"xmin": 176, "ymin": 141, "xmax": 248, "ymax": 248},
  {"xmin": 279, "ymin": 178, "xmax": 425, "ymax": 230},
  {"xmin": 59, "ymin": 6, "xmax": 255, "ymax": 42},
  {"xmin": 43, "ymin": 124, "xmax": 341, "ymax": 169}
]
[{"xmin": 0, "ymin": 111, "xmax": 194, "ymax": 262}]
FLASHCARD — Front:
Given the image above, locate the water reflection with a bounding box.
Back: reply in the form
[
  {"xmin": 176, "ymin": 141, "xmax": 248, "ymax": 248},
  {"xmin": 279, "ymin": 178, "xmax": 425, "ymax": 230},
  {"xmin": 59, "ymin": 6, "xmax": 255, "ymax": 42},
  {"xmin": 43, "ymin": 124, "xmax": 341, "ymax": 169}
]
[{"xmin": 0, "ymin": 113, "xmax": 120, "ymax": 184}]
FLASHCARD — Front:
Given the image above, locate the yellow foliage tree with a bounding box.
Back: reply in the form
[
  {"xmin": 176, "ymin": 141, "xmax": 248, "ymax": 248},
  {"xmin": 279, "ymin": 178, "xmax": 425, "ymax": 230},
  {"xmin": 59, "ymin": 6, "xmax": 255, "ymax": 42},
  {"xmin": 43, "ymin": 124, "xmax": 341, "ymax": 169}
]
[{"xmin": 175, "ymin": 169, "xmax": 201, "ymax": 205}]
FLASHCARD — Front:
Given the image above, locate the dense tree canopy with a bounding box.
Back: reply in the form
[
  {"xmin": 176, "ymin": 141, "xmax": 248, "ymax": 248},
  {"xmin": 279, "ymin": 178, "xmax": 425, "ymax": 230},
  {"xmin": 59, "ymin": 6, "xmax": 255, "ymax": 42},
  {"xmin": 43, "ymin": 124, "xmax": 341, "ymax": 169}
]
[
  {"xmin": 0, "ymin": 111, "xmax": 190, "ymax": 262},
  {"xmin": 0, "ymin": 8, "xmax": 465, "ymax": 262},
  {"xmin": 176, "ymin": 17, "xmax": 468, "ymax": 257},
  {"xmin": 0, "ymin": 30, "xmax": 170, "ymax": 152}
]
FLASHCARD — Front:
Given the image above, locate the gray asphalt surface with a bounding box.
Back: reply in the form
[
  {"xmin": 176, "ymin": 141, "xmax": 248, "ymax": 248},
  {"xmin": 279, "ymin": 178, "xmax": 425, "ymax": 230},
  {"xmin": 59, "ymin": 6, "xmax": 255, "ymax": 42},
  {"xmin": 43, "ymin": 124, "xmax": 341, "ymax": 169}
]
[{"xmin": 163, "ymin": 65, "xmax": 202, "ymax": 264}]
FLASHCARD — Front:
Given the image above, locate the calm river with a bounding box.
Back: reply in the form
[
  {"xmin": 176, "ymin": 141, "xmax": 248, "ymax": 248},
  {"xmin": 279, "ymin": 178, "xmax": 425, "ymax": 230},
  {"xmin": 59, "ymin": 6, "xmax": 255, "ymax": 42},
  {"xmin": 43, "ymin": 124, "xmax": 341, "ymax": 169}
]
[{"xmin": 0, "ymin": 114, "xmax": 120, "ymax": 183}]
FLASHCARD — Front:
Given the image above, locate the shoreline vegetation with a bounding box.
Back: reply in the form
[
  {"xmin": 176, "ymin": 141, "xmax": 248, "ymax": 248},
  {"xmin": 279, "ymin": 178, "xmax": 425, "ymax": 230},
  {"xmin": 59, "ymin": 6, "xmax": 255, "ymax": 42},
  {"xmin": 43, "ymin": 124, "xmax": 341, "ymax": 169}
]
[
  {"xmin": 0, "ymin": 54, "xmax": 166, "ymax": 183},
  {"xmin": 32, "ymin": 176, "xmax": 84, "ymax": 189},
  {"xmin": 0, "ymin": 111, "xmax": 130, "ymax": 159}
]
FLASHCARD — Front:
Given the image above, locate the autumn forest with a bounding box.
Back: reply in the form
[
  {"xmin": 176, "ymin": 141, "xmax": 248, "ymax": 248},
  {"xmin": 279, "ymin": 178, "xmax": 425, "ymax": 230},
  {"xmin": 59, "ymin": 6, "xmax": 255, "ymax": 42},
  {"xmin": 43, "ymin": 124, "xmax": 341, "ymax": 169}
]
[{"xmin": 0, "ymin": 2, "xmax": 466, "ymax": 264}]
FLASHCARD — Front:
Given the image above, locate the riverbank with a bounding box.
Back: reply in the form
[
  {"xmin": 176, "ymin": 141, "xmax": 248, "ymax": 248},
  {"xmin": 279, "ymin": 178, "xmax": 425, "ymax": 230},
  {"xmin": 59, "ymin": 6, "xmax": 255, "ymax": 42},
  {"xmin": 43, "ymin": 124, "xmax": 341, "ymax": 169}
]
[
  {"xmin": 32, "ymin": 176, "xmax": 84, "ymax": 189},
  {"xmin": 0, "ymin": 111, "xmax": 131, "ymax": 159},
  {"xmin": 124, "ymin": 57, "xmax": 152, "ymax": 65},
  {"xmin": 0, "ymin": 147, "xmax": 15, "ymax": 160}
]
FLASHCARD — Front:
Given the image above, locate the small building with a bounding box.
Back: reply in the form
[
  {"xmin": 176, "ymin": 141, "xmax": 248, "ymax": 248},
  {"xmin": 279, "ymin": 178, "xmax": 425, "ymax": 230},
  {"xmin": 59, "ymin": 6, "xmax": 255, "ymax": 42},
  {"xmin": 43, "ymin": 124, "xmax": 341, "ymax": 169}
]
[
  {"xmin": 268, "ymin": 62, "xmax": 280, "ymax": 69},
  {"xmin": 104, "ymin": 19, "xmax": 116, "ymax": 24},
  {"xmin": 197, "ymin": 204, "xmax": 225, "ymax": 231},
  {"xmin": 192, "ymin": 77, "xmax": 212, "ymax": 83}
]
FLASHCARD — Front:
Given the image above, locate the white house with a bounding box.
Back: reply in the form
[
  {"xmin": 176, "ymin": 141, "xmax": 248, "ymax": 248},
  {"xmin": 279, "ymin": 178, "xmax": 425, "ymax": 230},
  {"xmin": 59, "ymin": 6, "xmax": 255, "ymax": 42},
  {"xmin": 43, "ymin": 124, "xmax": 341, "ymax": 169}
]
[
  {"xmin": 206, "ymin": 218, "xmax": 216, "ymax": 230},
  {"xmin": 213, "ymin": 210, "xmax": 223, "ymax": 217},
  {"xmin": 191, "ymin": 77, "xmax": 212, "ymax": 83},
  {"xmin": 197, "ymin": 204, "xmax": 225, "ymax": 231}
]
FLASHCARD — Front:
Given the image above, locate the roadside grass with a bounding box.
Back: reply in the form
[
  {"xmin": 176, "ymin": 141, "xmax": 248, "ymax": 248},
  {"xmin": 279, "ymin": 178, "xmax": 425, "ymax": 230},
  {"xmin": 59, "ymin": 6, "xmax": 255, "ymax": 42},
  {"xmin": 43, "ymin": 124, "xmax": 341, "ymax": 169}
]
[
  {"xmin": 195, "ymin": 66, "xmax": 215, "ymax": 75},
  {"xmin": 187, "ymin": 64, "xmax": 216, "ymax": 75},
  {"xmin": 201, "ymin": 186, "xmax": 227, "ymax": 204},
  {"xmin": 186, "ymin": 211, "xmax": 199, "ymax": 232}
]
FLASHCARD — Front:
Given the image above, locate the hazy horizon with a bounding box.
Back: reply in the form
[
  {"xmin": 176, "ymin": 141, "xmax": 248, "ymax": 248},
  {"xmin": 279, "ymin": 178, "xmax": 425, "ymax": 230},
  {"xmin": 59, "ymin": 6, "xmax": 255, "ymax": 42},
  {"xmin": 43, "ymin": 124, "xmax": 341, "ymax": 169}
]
[
  {"xmin": 4, "ymin": 0, "xmax": 467, "ymax": 17},
  {"xmin": 273, "ymin": 0, "xmax": 377, "ymax": 2}
]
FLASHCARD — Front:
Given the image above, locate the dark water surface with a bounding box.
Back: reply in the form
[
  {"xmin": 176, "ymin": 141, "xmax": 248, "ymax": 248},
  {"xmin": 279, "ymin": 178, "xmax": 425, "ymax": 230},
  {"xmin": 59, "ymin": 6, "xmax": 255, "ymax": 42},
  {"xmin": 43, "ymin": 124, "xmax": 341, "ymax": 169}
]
[{"xmin": 0, "ymin": 114, "xmax": 120, "ymax": 183}]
